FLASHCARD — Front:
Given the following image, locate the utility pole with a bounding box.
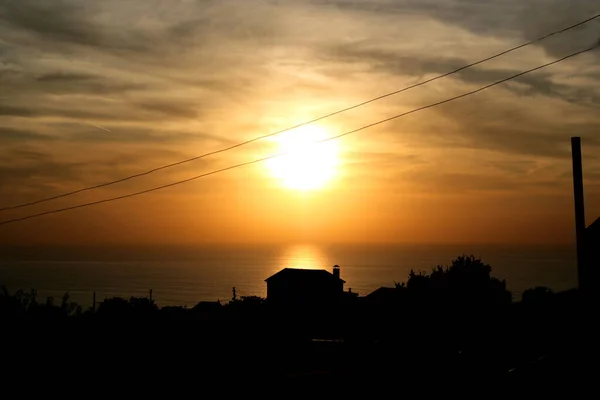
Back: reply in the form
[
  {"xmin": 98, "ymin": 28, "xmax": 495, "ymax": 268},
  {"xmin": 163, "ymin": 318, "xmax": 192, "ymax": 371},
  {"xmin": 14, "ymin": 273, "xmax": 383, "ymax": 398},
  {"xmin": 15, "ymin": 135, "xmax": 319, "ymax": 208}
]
[
  {"xmin": 232, "ymin": 287, "xmax": 237, "ymax": 301},
  {"xmin": 571, "ymin": 137, "xmax": 587, "ymax": 293}
]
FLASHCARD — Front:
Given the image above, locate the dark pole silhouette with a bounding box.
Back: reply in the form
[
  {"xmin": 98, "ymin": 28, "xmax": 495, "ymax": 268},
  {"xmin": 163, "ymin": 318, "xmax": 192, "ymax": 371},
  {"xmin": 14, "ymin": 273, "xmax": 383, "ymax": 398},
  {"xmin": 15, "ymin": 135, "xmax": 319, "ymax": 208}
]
[{"xmin": 571, "ymin": 137, "xmax": 587, "ymax": 293}]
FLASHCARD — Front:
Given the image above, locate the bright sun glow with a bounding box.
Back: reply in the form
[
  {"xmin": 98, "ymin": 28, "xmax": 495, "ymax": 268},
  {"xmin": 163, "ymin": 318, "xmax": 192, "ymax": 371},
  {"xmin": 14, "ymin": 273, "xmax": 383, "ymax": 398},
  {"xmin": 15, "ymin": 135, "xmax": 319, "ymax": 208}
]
[{"xmin": 267, "ymin": 125, "xmax": 340, "ymax": 190}]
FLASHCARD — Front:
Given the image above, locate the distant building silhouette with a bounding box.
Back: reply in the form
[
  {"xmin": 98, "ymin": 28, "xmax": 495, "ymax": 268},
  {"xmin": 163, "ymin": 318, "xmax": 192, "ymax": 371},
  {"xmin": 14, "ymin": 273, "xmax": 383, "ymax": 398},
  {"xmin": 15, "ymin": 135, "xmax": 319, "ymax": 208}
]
[
  {"xmin": 192, "ymin": 300, "xmax": 222, "ymax": 313},
  {"xmin": 363, "ymin": 287, "xmax": 398, "ymax": 305},
  {"xmin": 265, "ymin": 265, "xmax": 346, "ymax": 305}
]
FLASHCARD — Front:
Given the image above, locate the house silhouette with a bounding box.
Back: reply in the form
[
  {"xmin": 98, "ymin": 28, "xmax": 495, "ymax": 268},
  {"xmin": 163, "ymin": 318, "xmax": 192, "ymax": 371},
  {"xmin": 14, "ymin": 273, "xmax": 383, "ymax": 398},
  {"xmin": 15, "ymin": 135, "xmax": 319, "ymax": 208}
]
[
  {"xmin": 265, "ymin": 265, "xmax": 345, "ymax": 305},
  {"xmin": 586, "ymin": 217, "xmax": 600, "ymax": 285}
]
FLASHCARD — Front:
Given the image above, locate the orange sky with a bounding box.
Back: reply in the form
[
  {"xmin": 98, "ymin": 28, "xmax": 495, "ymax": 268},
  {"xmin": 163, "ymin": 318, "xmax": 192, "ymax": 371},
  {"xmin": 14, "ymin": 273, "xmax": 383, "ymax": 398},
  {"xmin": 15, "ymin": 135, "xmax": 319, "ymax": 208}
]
[{"xmin": 1, "ymin": 1, "xmax": 599, "ymax": 246}]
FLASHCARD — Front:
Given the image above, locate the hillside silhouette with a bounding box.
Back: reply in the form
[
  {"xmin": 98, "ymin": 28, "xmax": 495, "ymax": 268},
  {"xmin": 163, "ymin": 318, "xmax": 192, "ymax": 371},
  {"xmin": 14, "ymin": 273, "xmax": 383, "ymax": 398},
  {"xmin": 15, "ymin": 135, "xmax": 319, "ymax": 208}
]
[{"xmin": 1, "ymin": 254, "xmax": 596, "ymax": 395}]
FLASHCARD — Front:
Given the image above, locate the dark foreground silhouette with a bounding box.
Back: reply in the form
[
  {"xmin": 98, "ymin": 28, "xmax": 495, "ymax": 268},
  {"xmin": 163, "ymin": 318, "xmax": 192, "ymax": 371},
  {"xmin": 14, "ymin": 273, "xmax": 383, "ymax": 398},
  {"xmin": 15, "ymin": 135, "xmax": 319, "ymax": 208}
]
[{"xmin": 1, "ymin": 255, "xmax": 598, "ymax": 395}]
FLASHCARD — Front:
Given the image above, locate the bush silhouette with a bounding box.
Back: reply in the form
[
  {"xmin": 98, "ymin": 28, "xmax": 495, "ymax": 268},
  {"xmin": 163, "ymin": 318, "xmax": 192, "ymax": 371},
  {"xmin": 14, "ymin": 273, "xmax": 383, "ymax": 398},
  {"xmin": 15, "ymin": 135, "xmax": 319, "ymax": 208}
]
[
  {"xmin": 0, "ymin": 286, "xmax": 82, "ymax": 321},
  {"xmin": 96, "ymin": 296, "xmax": 158, "ymax": 319}
]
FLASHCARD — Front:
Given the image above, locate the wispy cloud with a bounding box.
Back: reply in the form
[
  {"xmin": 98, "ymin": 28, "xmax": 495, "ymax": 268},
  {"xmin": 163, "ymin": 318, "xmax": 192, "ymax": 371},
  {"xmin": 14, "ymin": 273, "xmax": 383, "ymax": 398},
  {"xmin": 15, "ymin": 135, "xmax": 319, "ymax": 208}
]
[
  {"xmin": 0, "ymin": 0, "xmax": 599, "ymax": 243},
  {"xmin": 87, "ymin": 123, "xmax": 112, "ymax": 133}
]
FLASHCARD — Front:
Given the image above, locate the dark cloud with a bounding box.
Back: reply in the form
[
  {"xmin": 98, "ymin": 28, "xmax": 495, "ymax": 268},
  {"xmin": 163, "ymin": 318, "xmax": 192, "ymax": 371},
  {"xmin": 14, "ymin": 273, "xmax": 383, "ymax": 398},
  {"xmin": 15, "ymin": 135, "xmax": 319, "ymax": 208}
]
[
  {"xmin": 452, "ymin": 63, "xmax": 600, "ymax": 108},
  {"xmin": 32, "ymin": 72, "xmax": 146, "ymax": 95},
  {"xmin": 0, "ymin": 103, "xmax": 123, "ymax": 121},
  {"xmin": 506, "ymin": 76, "xmax": 600, "ymax": 107},
  {"xmin": 0, "ymin": 0, "xmax": 153, "ymax": 53},
  {"xmin": 0, "ymin": 0, "xmax": 284, "ymax": 63},
  {"xmin": 166, "ymin": 13, "xmax": 279, "ymax": 46},
  {"xmin": 419, "ymin": 100, "xmax": 600, "ymax": 159},
  {"xmin": 0, "ymin": 143, "xmax": 216, "ymax": 201},
  {"xmin": 0, "ymin": 148, "xmax": 84, "ymax": 186},
  {"xmin": 0, "ymin": 61, "xmax": 23, "ymax": 81},
  {"xmin": 0, "ymin": 105, "xmax": 36, "ymax": 117},
  {"xmin": 1, "ymin": 0, "xmax": 598, "ymax": 172},
  {"xmin": 0, "ymin": 99, "xmax": 203, "ymax": 122},
  {"xmin": 320, "ymin": 42, "xmax": 600, "ymax": 109},
  {"xmin": 0, "ymin": 126, "xmax": 56, "ymax": 143},
  {"xmin": 318, "ymin": 0, "xmax": 600, "ymax": 57},
  {"xmin": 35, "ymin": 72, "xmax": 96, "ymax": 82},
  {"xmin": 61, "ymin": 124, "xmax": 233, "ymax": 145},
  {"xmin": 135, "ymin": 100, "xmax": 200, "ymax": 119},
  {"xmin": 0, "ymin": 122, "xmax": 232, "ymax": 146},
  {"xmin": 320, "ymin": 44, "xmax": 465, "ymax": 76}
]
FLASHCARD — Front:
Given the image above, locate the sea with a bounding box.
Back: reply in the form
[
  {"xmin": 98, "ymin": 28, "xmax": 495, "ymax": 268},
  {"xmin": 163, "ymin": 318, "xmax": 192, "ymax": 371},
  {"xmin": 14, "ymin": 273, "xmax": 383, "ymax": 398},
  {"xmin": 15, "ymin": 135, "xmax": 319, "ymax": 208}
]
[{"xmin": 0, "ymin": 243, "xmax": 578, "ymax": 308}]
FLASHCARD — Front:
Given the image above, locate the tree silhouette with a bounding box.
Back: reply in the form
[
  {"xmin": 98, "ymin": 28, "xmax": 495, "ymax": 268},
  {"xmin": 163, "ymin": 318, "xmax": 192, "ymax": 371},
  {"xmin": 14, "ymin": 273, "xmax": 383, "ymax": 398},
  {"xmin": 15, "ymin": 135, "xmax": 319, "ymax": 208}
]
[{"xmin": 405, "ymin": 255, "xmax": 512, "ymax": 306}]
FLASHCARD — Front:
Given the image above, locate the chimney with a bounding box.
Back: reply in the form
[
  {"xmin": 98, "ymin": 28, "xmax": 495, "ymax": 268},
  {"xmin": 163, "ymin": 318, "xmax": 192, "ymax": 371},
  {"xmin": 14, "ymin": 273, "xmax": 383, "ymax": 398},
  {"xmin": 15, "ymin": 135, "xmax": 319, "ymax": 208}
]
[
  {"xmin": 333, "ymin": 265, "xmax": 340, "ymax": 279},
  {"xmin": 571, "ymin": 137, "xmax": 587, "ymax": 292}
]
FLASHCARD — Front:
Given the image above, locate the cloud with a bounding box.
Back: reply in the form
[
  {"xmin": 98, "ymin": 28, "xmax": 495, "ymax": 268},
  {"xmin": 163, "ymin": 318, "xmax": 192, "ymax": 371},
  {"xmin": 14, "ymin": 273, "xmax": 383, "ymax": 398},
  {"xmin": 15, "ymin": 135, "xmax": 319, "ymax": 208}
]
[
  {"xmin": 0, "ymin": 102, "xmax": 129, "ymax": 121},
  {"xmin": 29, "ymin": 71, "xmax": 146, "ymax": 95},
  {"xmin": 1, "ymin": 0, "xmax": 599, "ymax": 244},
  {"xmin": 418, "ymin": 96, "xmax": 600, "ymax": 159},
  {"xmin": 0, "ymin": 105, "xmax": 37, "ymax": 117},
  {"xmin": 488, "ymin": 159, "xmax": 541, "ymax": 175},
  {"xmin": 0, "ymin": 126, "xmax": 57, "ymax": 143},
  {"xmin": 0, "ymin": 0, "xmax": 153, "ymax": 52},
  {"xmin": 35, "ymin": 72, "xmax": 97, "ymax": 82},
  {"xmin": 0, "ymin": 142, "xmax": 220, "ymax": 206},
  {"xmin": 319, "ymin": 44, "xmax": 466, "ymax": 77},
  {"xmin": 134, "ymin": 100, "xmax": 199, "ymax": 119},
  {"xmin": 319, "ymin": 39, "xmax": 600, "ymax": 106},
  {"xmin": 59, "ymin": 124, "xmax": 232, "ymax": 145},
  {"xmin": 0, "ymin": 121, "xmax": 233, "ymax": 147},
  {"xmin": 502, "ymin": 73, "xmax": 600, "ymax": 107},
  {"xmin": 0, "ymin": 148, "xmax": 84, "ymax": 187},
  {"xmin": 343, "ymin": 151, "xmax": 429, "ymax": 176},
  {"xmin": 0, "ymin": 98, "xmax": 205, "ymax": 122},
  {"xmin": 319, "ymin": 0, "xmax": 600, "ymax": 56}
]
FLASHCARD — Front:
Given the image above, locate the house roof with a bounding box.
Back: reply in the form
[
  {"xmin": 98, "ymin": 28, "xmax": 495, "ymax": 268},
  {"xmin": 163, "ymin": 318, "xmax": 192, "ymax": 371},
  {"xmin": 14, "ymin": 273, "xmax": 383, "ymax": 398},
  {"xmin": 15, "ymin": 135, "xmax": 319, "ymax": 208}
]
[
  {"xmin": 364, "ymin": 287, "xmax": 397, "ymax": 299},
  {"xmin": 265, "ymin": 268, "xmax": 345, "ymax": 283},
  {"xmin": 587, "ymin": 217, "xmax": 600, "ymax": 232}
]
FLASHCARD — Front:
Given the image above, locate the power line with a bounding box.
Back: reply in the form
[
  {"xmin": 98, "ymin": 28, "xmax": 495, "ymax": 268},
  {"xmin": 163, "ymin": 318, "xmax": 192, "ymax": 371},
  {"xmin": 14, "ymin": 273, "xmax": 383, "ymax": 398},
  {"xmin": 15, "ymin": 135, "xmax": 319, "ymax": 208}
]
[
  {"xmin": 2, "ymin": 14, "xmax": 598, "ymax": 213},
  {"xmin": 1, "ymin": 44, "xmax": 596, "ymax": 227}
]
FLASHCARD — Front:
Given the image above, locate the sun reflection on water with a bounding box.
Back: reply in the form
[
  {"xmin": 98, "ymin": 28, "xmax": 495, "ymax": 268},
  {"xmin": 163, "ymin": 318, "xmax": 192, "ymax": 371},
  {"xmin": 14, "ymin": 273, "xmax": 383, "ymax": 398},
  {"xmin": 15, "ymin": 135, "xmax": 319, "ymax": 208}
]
[{"xmin": 277, "ymin": 244, "xmax": 329, "ymax": 272}]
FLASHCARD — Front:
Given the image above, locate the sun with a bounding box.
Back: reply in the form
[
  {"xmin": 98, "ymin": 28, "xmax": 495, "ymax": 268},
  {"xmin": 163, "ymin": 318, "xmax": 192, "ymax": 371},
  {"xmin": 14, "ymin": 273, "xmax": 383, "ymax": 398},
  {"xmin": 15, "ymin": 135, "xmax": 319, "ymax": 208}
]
[{"xmin": 266, "ymin": 125, "xmax": 340, "ymax": 191}]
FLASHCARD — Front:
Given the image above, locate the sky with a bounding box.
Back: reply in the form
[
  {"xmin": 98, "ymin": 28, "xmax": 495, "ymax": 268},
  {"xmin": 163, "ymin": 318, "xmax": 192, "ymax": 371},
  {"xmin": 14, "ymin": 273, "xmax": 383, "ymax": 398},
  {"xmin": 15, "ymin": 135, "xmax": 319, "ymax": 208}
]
[{"xmin": 0, "ymin": 0, "xmax": 599, "ymax": 246}]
